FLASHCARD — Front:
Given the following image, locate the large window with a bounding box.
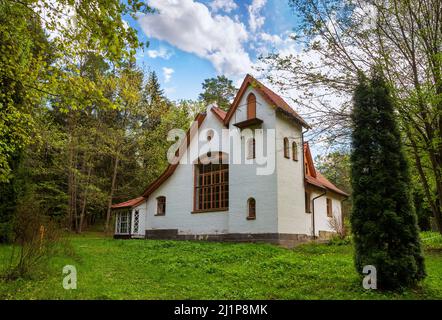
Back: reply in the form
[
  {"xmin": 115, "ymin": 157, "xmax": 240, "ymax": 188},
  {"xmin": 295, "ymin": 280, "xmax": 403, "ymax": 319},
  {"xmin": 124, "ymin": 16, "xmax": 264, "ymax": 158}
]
[
  {"xmin": 247, "ymin": 93, "xmax": 256, "ymax": 119},
  {"xmin": 194, "ymin": 163, "xmax": 229, "ymax": 211},
  {"xmin": 116, "ymin": 211, "xmax": 130, "ymax": 234},
  {"xmin": 156, "ymin": 196, "xmax": 166, "ymax": 215}
]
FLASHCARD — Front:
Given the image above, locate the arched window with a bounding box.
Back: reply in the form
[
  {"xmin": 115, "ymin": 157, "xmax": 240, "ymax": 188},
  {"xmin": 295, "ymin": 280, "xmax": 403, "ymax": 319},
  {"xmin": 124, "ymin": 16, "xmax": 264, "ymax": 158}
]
[
  {"xmin": 247, "ymin": 93, "xmax": 256, "ymax": 119},
  {"xmin": 283, "ymin": 137, "xmax": 290, "ymax": 159},
  {"xmin": 247, "ymin": 198, "xmax": 256, "ymax": 220},
  {"xmin": 156, "ymin": 196, "xmax": 166, "ymax": 215},
  {"xmin": 247, "ymin": 138, "xmax": 256, "ymax": 159},
  {"xmin": 292, "ymin": 142, "xmax": 298, "ymax": 161}
]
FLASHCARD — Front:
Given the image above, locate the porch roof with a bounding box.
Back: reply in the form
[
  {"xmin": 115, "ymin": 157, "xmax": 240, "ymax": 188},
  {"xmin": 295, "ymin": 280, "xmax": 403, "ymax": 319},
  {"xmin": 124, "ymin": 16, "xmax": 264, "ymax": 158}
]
[{"xmin": 111, "ymin": 196, "xmax": 146, "ymax": 209}]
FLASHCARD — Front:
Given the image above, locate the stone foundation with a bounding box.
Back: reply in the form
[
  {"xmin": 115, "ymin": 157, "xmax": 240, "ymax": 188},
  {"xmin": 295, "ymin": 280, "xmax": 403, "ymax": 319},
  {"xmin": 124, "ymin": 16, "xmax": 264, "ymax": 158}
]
[{"xmin": 144, "ymin": 229, "xmax": 312, "ymax": 248}]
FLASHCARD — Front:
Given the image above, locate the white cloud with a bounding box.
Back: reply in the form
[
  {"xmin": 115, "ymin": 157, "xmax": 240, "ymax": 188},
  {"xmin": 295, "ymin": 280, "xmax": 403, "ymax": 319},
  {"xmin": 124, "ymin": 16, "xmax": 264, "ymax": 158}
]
[
  {"xmin": 147, "ymin": 47, "xmax": 174, "ymax": 59},
  {"xmin": 259, "ymin": 32, "xmax": 283, "ymax": 45},
  {"xmin": 162, "ymin": 67, "xmax": 174, "ymax": 83},
  {"xmin": 138, "ymin": 0, "xmax": 251, "ymax": 76},
  {"xmin": 248, "ymin": 0, "xmax": 266, "ymax": 33},
  {"xmin": 210, "ymin": 0, "xmax": 238, "ymax": 13}
]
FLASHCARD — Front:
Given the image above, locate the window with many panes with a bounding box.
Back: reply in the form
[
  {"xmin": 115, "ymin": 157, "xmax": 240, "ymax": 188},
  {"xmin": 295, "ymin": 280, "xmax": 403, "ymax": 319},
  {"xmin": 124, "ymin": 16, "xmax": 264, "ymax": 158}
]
[
  {"xmin": 194, "ymin": 163, "xmax": 229, "ymax": 211},
  {"xmin": 116, "ymin": 211, "xmax": 130, "ymax": 234}
]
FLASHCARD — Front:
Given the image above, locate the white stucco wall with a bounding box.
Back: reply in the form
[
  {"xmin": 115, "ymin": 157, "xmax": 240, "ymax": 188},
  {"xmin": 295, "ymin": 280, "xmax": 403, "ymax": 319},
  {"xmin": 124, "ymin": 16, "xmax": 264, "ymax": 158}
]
[
  {"xmin": 275, "ymin": 113, "xmax": 310, "ymax": 235},
  {"xmin": 227, "ymin": 86, "xmax": 278, "ymax": 234},
  {"xmin": 309, "ymin": 190, "xmax": 343, "ymax": 236}
]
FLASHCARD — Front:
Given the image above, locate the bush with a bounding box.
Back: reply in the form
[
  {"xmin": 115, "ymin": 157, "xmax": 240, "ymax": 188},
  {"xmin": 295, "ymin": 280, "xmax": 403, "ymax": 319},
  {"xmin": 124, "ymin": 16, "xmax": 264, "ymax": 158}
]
[{"xmin": 2, "ymin": 194, "xmax": 61, "ymax": 280}]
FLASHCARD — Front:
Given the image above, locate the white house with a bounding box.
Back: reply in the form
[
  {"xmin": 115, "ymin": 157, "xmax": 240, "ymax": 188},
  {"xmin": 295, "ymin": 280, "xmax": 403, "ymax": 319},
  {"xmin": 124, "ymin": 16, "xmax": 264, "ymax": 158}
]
[{"xmin": 112, "ymin": 74, "xmax": 348, "ymax": 246}]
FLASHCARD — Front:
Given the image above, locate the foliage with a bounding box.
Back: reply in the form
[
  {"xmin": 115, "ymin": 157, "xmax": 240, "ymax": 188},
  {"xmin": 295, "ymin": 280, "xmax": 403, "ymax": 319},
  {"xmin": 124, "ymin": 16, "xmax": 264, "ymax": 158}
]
[
  {"xmin": 261, "ymin": 0, "xmax": 442, "ymax": 233},
  {"xmin": 2, "ymin": 194, "xmax": 61, "ymax": 280},
  {"xmin": 350, "ymin": 69, "xmax": 425, "ymax": 290},
  {"xmin": 0, "ymin": 233, "xmax": 441, "ymax": 299},
  {"xmin": 199, "ymin": 75, "xmax": 237, "ymax": 111}
]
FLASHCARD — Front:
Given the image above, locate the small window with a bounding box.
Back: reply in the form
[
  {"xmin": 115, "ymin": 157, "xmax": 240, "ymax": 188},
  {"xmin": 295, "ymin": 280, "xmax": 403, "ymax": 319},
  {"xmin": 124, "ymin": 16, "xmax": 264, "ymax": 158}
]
[
  {"xmin": 326, "ymin": 198, "xmax": 332, "ymax": 217},
  {"xmin": 247, "ymin": 138, "xmax": 256, "ymax": 159},
  {"xmin": 283, "ymin": 137, "xmax": 290, "ymax": 159},
  {"xmin": 292, "ymin": 142, "xmax": 298, "ymax": 161},
  {"xmin": 305, "ymin": 192, "xmax": 311, "ymax": 213},
  {"xmin": 156, "ymin": 196, "xmax": 166, "ymax": 215},
  {"xmin": 247, "ymin": 198, "xmax": 256, "ymax": 220},
  {"xmin": 247, "ymin": 93, "xmax": 256, "ymax": 119}
]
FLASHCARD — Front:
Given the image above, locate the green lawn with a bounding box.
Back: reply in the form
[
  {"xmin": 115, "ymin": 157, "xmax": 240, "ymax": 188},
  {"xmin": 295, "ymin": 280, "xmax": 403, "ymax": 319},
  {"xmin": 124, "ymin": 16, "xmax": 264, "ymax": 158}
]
[{"xmin": 0, "ymin": 232, "xmax": 441, "ymax": 299}]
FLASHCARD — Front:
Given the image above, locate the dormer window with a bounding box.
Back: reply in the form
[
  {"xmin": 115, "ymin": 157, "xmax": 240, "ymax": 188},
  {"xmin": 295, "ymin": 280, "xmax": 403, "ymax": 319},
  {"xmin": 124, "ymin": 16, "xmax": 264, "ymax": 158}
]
[{"xmin": 247, "ymin": 93, "xmax": 256, "ymax": 119}]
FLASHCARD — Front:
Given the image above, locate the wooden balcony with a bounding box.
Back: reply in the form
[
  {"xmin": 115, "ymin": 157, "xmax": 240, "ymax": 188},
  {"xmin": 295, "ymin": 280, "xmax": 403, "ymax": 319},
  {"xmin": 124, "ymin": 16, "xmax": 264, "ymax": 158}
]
[{"xmin": 233, "ymin": 117, "xmax": 263, "ymax": 129}]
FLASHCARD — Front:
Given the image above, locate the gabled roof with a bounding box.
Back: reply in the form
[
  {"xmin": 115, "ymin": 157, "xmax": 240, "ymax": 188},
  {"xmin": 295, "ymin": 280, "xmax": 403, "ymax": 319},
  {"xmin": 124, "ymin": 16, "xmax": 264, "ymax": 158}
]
[
  {"xmin": 111, "ymin": 112, "xmax": 206, "ymax": 210},
  {"xmin": 303, "ymin": 142, "xmax": 349, "ymax": 197},
  {"xmin": 224, "ymin": 74, "xmax": 310, "ymax": 129},
  {"xmin": 211, "ymin": 106, "xmax": 227, "ymax": 122}
]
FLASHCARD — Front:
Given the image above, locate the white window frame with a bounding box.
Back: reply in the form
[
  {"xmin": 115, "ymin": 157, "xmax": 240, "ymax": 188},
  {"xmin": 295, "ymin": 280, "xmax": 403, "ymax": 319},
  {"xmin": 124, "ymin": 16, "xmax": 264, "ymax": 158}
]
[
  {"xmin": 116, "ymin": 211, "xmax": 130, "ymax": 234},
  {"xmin": 133, "ymin": 210, "xmax": 139, "ymax": 234}
]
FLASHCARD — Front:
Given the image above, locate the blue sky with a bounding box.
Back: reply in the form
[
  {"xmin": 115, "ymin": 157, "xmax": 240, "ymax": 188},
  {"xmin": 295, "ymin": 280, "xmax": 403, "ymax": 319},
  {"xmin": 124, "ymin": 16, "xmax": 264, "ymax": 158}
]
[{"xmin": 125, "ymin": 0, "xmax": 300, "ymax": 101}]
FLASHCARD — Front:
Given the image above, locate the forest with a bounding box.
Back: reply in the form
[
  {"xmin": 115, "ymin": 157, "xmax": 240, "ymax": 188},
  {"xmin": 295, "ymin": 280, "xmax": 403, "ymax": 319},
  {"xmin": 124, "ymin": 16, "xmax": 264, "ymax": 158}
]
[{"xmin": 0, "ymin": 0, "xmax": 441, "ymax": 292}]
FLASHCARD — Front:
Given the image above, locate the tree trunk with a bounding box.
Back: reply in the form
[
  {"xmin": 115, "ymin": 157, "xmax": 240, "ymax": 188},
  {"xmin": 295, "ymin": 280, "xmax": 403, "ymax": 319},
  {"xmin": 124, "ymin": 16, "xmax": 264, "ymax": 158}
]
[
  {"xmin": 78, "ymin": 164, "xmax": 92, "ymax": 233},
  {"xmin": 105, "ymin": 155, "xmax": 119, "ymax": 234}
]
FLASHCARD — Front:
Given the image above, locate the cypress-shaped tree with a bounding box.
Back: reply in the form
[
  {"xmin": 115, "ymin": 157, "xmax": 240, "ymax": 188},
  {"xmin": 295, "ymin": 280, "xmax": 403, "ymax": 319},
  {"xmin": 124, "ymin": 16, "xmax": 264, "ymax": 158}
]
[{"xmin": 350, "ymin": 69, "xmax": 425, "ymax": 290}]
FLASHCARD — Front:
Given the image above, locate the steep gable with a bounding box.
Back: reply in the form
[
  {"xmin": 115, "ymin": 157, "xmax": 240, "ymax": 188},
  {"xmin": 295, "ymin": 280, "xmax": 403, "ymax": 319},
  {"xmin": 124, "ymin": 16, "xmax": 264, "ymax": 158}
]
[{"xmin": 224, "ymin": 74, "xmax": 310, "ymax": 129}]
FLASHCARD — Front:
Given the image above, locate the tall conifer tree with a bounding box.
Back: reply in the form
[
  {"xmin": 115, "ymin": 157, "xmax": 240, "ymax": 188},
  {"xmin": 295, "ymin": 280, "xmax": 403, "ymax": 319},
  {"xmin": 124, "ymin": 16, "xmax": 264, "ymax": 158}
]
[{"xmin": 350, "ymin": 69, "xmax": 425, "ymax": 289}]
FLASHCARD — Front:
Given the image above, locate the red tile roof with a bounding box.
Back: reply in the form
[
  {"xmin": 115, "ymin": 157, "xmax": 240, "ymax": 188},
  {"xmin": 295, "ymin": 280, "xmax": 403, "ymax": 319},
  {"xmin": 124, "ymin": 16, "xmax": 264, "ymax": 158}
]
[
  {"xmin": 224, "ymin": 74, "xmax": 310, "ymax": 129},
  {"xmin": 211, "ymin": 106, "xmax": 227, "ymax": 122},
  {"xmin": 111, "ymin": 196, "xmax": 145, "ymax": 209},
  {"xmin": 303, "ymin": 142, "xmax": 349, "ymax": 197}
]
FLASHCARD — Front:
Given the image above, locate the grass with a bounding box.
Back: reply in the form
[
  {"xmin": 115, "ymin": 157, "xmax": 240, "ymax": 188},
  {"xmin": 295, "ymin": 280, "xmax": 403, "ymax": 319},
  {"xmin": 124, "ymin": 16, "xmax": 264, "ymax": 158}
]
[{"xmin": 0, "ymin": 232, "xmax": 441, "ymax": 299}]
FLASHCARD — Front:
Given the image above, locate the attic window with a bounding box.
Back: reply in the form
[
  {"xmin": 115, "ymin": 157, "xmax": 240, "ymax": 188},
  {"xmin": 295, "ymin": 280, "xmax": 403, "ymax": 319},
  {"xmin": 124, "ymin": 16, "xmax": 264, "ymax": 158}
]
[{"xmin": 247, "ymin": 93, "xmax": 256, "ymax": 119}]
